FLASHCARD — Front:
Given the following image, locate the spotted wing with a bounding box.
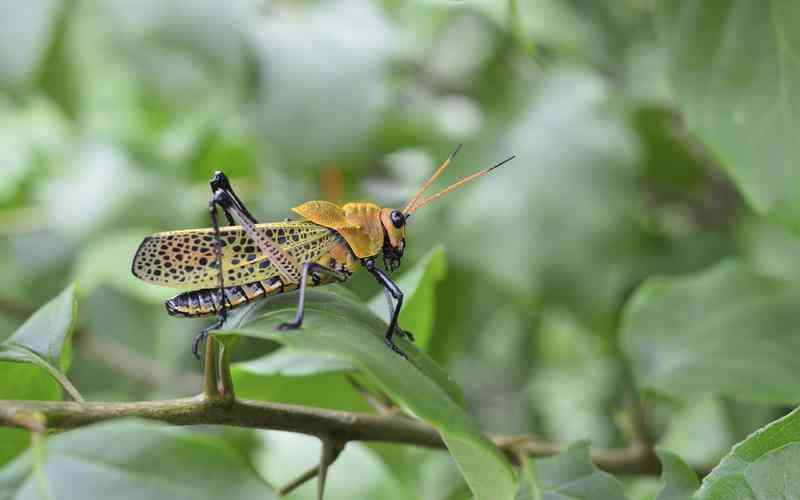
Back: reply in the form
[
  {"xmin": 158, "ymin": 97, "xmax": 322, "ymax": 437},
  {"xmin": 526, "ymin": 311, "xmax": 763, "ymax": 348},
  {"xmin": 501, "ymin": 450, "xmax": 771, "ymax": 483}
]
[{"xmin": 132, "ymin": 221, "xmax": 338, "ymax": 289}]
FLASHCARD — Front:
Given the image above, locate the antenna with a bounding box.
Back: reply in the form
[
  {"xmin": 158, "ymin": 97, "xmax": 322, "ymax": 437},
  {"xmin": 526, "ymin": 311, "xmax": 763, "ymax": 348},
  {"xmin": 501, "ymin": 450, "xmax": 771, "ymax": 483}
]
[
  {"xmin": 402, "ymin": 144, "xmax": 462, "ymax": 214},
  {"xmin": 404, "ymin": 153, "xmax": 515, "ymax": 215}
]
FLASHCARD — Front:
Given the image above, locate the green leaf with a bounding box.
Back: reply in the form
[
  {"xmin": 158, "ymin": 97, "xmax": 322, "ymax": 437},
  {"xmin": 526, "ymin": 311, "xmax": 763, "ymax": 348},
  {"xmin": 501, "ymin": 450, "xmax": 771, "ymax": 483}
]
[
  {"xmin": 368, "ymin": 245, "xmax": 447, "ymax": 350},
  {"xmin": 534, "ymin": 441, "xmax": 627, "ymax": 500},
  {"xmin": 232, "ymin": 349, "xmax": 371, "ymax": 411},
  {"xmin": 0, "ymin": 285, "xmax": 79, "ymax": 464},
  {"xmin": 216, "ymin": 286, "xmax": 516, "ymax": 500},
  {"xmin": 654, "ymin": 1, "xmax": 800, "ymax": 233},
  {"xmin": 0, "ymin": 419, "xmax": 277, "ymax": 500},
  {"xmin": 0, "ymin": 284, "xmax": 78, "ymax": 400},
  {"xmin": 0, "ymin": 364, "xmax": 61, "ymax": 466},
  {"xmin": 738, "ymin": 218, "xmax": 800, "ymax": 282},
  {"xmin": 696, "ymin": 406, "xmax": 800, "ymax": 499},
  {"xmin": 655, "ymin": 448, "xmax": 699, "ymax": 500},
  {"xmin": 620, "ymin": 260, "xmax": 800, "ymax": 404}
]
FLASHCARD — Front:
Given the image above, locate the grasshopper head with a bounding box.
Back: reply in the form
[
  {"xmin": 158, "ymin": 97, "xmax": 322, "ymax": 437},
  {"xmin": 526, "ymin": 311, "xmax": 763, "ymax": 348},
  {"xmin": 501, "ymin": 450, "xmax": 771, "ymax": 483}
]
[{"xmin": 379, "ymin": 208, "xmax": 406, "ymax": 272}]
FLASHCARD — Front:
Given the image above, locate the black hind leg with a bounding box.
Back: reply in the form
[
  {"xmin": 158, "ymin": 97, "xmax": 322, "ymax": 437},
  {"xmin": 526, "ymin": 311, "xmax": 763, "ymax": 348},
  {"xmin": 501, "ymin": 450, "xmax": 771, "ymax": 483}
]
[{"xmin": 195, "ymin": 171, "xmax": 245, "ymax": 358}]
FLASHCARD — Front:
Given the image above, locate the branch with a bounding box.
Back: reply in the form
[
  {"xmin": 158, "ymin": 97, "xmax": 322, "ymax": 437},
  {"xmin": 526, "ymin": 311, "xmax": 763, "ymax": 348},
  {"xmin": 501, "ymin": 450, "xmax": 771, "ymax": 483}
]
[{"xmin": 0, "ymin": 398, "xmax": 712, "ymax": 478}]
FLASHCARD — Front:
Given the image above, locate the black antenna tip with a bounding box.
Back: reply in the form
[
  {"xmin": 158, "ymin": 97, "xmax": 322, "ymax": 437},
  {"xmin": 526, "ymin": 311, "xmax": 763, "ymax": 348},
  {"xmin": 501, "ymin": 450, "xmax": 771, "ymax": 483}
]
[
  {"xmin": 488, "ymin": 154, "xmax": 515, "ymax": 172},
  {"xmin": 449, "ymin": 144, "xmax": 464, "ymax": 160}
]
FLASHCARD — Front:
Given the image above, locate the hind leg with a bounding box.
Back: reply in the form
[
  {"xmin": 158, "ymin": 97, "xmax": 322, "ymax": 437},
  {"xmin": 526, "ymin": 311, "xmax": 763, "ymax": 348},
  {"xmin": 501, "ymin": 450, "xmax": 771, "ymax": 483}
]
[{"xmin": 194, "ymin": 170, "xmax": 256, "ymax": 358}]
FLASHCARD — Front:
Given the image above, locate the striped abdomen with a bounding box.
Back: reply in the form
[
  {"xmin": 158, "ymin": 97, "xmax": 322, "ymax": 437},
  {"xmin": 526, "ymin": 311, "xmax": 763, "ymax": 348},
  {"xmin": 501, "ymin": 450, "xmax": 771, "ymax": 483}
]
[{"xmin": 165, "ymin": 277, "xmax": 297, "ymax": 318}]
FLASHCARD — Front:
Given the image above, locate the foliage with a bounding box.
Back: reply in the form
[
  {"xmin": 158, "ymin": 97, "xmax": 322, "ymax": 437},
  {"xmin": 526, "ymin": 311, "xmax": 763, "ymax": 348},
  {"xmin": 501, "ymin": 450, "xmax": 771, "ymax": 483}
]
[
  {"xmin": 533, "ymin": 441, "xmax": 626, "ymax": 500},
  {"xmin": 654, "ymin": 1, "xmax": 800, "ymax": 233},
  {"xmin": 655, "ymin": 449, "xmax": 699, "ymax": 500},
  {"xmin": 1, "ymin": 0, "xmax": 800, "ymax": 499},
  {"xmin": 0, "ymin": 419, "xmax": 276, "ymax": 500},
  {"xmin": 0, "ymin": 285, "xmax": 76, "ymax": 466}
]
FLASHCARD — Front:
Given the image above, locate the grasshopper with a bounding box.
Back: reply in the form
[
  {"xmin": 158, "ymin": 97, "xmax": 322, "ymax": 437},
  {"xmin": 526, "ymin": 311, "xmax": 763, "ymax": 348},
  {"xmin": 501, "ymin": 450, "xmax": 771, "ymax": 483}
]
[{"xmin": 132, "ymin": 146, "xmax": 514, "ymax": 359}]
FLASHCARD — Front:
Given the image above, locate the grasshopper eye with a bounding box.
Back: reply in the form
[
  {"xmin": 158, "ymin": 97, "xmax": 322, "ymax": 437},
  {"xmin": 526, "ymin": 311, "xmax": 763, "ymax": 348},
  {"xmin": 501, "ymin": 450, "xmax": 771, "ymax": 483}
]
[{"xmin": 390, "ymin": 210, "xmax": 405, "ymax": 228}]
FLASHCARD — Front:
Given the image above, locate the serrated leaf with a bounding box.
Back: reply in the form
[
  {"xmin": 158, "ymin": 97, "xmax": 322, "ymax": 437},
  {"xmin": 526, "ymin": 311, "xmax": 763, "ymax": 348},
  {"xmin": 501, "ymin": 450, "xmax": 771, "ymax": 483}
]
[
  {"xmin": 0, "ymin": 419, "xmax": 277, "ymax": 500},
  {"xmin": 620, "ymin": 260, "xmax": 800, "ymax": 404},
  {"xmin": 368, "ymin": 245, "xmax": 447, "ymax": 350},
  {"xmin": 534, "ymin": 441, "xmax": 627, "ymax": 500},
  {"xmin": 215, "ymin": 286, "xmax": 516, "ymax": 500},
  {"xmin": 696, "ymin": 406, "xmax": 800, "ymax": 499},
  {"xmin": 654, "ymin": 1, "xmax": 800, "ymax": 233},
  {"xmin": 655, "ymin": 448, "xmax": 699, "ymax": 500}
]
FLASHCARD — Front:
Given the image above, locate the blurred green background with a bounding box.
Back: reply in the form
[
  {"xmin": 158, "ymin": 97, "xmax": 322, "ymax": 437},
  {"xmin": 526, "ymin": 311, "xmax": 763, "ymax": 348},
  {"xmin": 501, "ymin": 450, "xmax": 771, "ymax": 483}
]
[{"xmin": 2, "ymin": 0, "xmax": 798, "ymax": 498}]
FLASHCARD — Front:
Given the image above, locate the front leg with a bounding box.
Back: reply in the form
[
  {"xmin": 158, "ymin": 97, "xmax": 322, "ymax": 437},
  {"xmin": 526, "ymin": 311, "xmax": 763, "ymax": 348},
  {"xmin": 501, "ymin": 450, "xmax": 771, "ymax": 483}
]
[
  {"xmin": 382, "ymin": 288, "xmax": 414, "ymax": 342},
  {"xmin": 364, "ymin": 258, "xmax": 411, "ymax": 359},
  {"xmin": 277, "ymin": 262, "xmax": 348, "ymax": 331}
]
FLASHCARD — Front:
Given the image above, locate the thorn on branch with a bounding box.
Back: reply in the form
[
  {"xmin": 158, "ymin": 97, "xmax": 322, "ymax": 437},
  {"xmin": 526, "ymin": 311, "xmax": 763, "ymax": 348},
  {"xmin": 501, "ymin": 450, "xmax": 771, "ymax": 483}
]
[
  {"xmin": 217, "ymin": 342, "xmax": 236, "ymax": 404},
  {"xmin": 203, "ymin": 336, "xmax": 219, "ymax": 401}
]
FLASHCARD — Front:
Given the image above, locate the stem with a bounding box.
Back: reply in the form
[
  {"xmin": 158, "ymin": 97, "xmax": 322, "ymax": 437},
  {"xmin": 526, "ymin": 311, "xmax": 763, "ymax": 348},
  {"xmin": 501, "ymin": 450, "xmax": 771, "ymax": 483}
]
[
  {"xmin": 0, "ymin": 398, "xmax": 712, "ymax": 477},
  {"xmin": 31, "ymin": 430, "xmax": 50, "ymax": 499},
  {"xmin": 203, "ymin": 336, "xmax": 218, "ymax": 401},
  {"xmin": 42, "ymin": 363, "xmax": 84, "ymax": 403},
  {"xmin": 514, "ymin": 449, "xmax": 542, "ymax": 500},
  {"xmin": 7, "ymin": 345, "xmax": 85, "ymax": 403}
]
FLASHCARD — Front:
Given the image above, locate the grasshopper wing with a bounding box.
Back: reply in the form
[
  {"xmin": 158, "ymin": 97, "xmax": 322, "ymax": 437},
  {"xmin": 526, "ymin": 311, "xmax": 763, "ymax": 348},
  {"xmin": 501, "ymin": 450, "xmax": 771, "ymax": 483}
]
[{"xmin": 132, "ymin": 221, "xmax": 338, "ymax": 290}]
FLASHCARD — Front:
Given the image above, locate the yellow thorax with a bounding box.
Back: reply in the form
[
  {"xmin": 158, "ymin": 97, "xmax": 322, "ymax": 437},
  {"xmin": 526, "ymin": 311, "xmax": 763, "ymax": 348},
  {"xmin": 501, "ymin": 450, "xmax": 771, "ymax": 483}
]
[{"xmin": 292, "ymin": 201, "xmax": 385, "ymax": 258}]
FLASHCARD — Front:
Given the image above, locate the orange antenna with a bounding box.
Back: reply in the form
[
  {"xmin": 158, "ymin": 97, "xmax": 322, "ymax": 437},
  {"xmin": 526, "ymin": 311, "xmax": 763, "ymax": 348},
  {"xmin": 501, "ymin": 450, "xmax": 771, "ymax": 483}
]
[
  {"xmin": 402, "ymin": 144, "xmax": 462, "ymax": 214},
  {"xmin": 405, "ymin": 153, "xmax": 515, "ymax": 215}
]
